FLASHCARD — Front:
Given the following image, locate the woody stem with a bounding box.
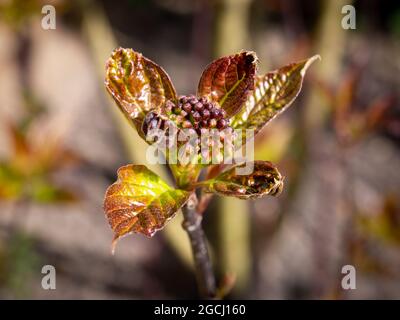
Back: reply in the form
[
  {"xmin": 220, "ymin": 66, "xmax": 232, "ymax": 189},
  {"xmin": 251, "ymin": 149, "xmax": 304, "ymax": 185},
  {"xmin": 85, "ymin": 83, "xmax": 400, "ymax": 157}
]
[{"xmin": 181, "ymin": 193, "xmax": 216, "ymax": 298}]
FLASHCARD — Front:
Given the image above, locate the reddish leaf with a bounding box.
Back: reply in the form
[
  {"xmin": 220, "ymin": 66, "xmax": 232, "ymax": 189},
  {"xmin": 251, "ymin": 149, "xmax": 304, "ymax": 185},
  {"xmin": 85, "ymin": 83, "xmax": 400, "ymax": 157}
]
[
  {"xmin": 105, "ymin": 48, "xmax": 177, "ymax": 129},
  {"xmin": 199, "ymin": 161, "xmax": 283, "ymax": 199},
  {"xmin": 231, "ymin": 55, "xmax": 320, "ymax": 135},
  {"xmin": 103, "ymin": 165, "xmax": 190, "ymax": 252},
  {"xmin": 197, "ymin": 51, "xmax": 258, "ymax": 118}
]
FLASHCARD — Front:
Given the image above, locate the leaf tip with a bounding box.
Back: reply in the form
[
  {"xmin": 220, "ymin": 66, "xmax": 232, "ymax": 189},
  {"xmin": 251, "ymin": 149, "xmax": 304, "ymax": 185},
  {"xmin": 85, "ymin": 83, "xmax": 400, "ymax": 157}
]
[
  {"xmin": 313, "ymin": 54, "xmax": 322, "ymax": 61},
  {"xmin": 270, "ymin": 176, "xmax": 284, "ymax": 196},
  {"xmin": 242, "ymin": 50, "xmax": 259, "ymax": 65},
  {"xmin": 300, "ymin": 54, "xmax": 321, "ymax": 76},
  {"xmin": 111, "ymin": 235, "xmax": 119, "ymax": 255}
]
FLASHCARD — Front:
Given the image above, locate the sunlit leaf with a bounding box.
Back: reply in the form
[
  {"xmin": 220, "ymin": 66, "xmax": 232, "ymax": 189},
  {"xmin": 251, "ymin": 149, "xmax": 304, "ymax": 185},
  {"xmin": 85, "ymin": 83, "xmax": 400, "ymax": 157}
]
[
  {"xmin": 231, "ymin": 55, "xmax": 320, "ymax": 134},
  {"xmin": 197, "ymin": 51, "xmax": 258, "ymax": 118},
  {"xmin": 105, "ymin": 48, "xmax": 177, "ymax": 129},
  {"xmin": 199, "ymin": 161, "xmax": 283, "ymax": 199},
  {"xmin": 103, "ymin": 164, "xmax": 190, "ymax": 251},
  {"xmin": 169, "ymin": 163, "xmax": 203, "ymax": 189}
]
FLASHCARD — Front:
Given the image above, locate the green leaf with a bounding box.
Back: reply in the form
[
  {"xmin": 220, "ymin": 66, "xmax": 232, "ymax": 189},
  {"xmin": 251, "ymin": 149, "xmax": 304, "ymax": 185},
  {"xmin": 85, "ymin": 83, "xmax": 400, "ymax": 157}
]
[
  {"xmin": 105, "ymin": 48, "xmax": 177, "ymax": 129},
  {"xmin": 30, "ymin": 180, "xmax": 76, "ymax": 203},
  {"xmin": 197, "ymin": 51, "xmax": 258, "ymax": 118},
  {"xmin": 231, "ymin": 55, "xmax": 320, "ymax": 134},
  {"xmin": 103, "ymin": 164, "xmax": 190, "ymax": 251},
  {"xmin": 0, "ymin": 163, "xmax": 23, "ymax": 200},
  {"xmin": 0, "ymin": 163, "xmax": 76, "ymax": 203},
  {"xmin": 169, "ymin": 163, "xmax": 203, "ymax": 189},
  {"xmin": 199, "ymin": 161, "xmax": 283, "ymax": 199}
]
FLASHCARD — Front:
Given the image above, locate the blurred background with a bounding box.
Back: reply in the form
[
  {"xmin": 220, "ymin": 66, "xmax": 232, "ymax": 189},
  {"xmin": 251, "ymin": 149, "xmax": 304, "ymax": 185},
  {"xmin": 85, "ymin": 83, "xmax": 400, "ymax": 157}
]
[{"xmin": 0, "ymin": 0, "xmax": 399, "ymax": 299}]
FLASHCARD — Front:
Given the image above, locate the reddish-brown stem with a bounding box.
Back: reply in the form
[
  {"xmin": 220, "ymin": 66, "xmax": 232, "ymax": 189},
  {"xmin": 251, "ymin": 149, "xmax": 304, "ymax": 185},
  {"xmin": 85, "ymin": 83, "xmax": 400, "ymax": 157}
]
[{"xmin": 181, "ymin": 193, "xmax": 216, "ymax": 298}]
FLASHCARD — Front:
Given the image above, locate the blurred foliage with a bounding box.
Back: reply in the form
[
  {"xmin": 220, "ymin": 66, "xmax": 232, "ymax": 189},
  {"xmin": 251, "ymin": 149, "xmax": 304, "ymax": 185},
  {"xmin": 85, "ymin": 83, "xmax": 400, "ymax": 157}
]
[
  {"xmin": 0, "ymin": 0, "xmax": 42, "ymax": 29},
  {"xmin": 390, "ymin": 9, "xmax": 400, "ymax": 36},
  {"xmin": 0, "ymin": 95, "xmax": 79, "ymax": 203},
  {"xmin": 0, "ymin": 232, "xmax": 40, "ymax": 298},
  {"xmin": 358, "ymin": 195, "xmax": 400, "ymax": 246},
  {"xmin": 316, "ymin": 66, "xmax": 394, "ymax": 146},
  {"xmin": 254, "ymin": 119, "xmax": 293, "ymax": 163},
  {"xmin": 0, "ymin": 0, "xmax": 67, "ymax": 30},
  {"xmin": 0, "ymin": 123, "xmax": 78, "ymax": 203}
]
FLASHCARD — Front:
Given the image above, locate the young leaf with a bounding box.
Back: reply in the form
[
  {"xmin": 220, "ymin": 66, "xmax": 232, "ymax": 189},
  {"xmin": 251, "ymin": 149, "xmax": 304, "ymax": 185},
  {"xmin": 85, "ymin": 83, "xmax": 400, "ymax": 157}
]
[
  {"xmin": 197, "ymin": 51, "xmax": 258, "ymax": 118},
  {"xmin": 105, "ymin": 48, "xmax": 177, "ymax": 129},
  {"xmin": 199, "ymin": 161, "xmax": 283, "ymax": 199},
  {"xmin": 103, "ymin": 165, "xmax": 190, "ymax": 251},
  {"xmin": 231, "ymin": 55, "xmax": 320, "ymax": 134}
]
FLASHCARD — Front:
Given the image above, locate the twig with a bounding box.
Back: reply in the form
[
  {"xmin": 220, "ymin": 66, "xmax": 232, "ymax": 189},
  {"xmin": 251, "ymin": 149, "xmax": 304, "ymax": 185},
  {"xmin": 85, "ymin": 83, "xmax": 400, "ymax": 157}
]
[{"xmin": 181, "ymin": 193, "xmax": 216, "ymax": 298}]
